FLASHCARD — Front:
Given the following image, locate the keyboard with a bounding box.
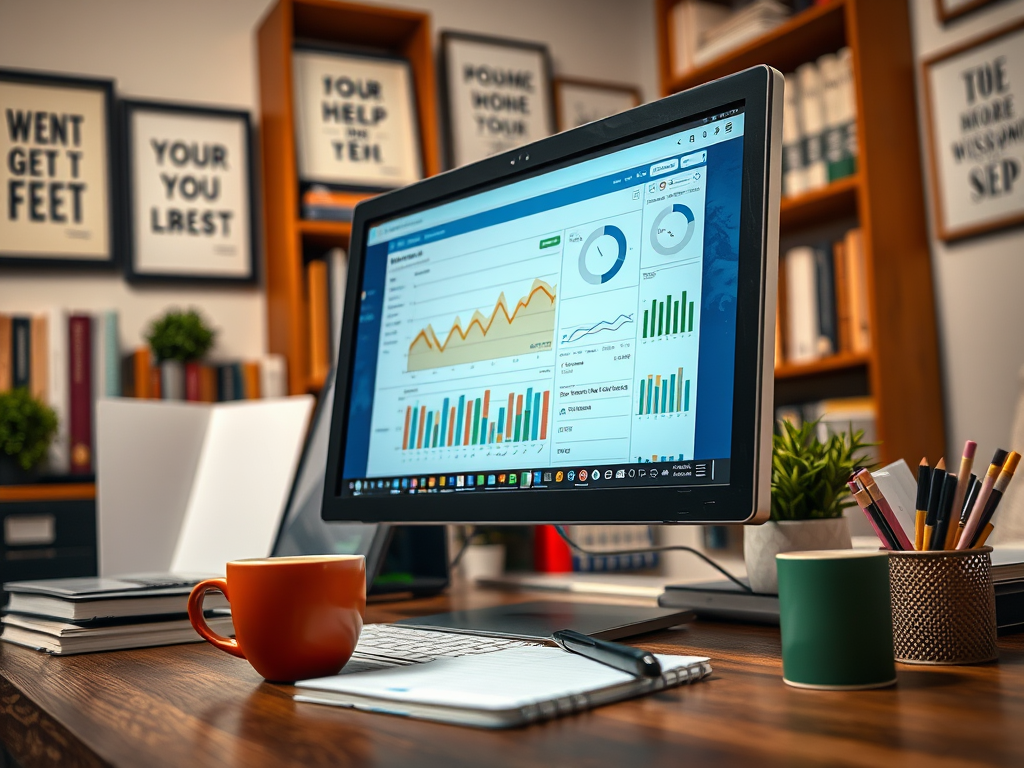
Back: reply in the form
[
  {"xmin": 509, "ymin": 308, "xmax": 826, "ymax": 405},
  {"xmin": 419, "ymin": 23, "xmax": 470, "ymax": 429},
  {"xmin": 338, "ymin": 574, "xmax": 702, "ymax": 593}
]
[{"xmin": 342, "ymin": 623, "xmax": 542, "ymax": 675}]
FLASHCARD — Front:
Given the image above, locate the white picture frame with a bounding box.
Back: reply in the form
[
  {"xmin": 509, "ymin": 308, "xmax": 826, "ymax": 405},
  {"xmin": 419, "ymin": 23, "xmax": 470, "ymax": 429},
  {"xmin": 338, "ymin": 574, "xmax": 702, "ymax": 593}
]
[
  {"xmin": 292, "ymin": 47, "xmax": 422, "ymax": 191},
  {"xmin": 122, "ymin": 100, "xmax": 257, "ymax": 283},
  {"xmin": 440, "ymin": 31, "xmax": 555, "ymax": 168},
  {"xmin": 922, "ymin": 21, "xmax": 1024, "ymax": 241}
]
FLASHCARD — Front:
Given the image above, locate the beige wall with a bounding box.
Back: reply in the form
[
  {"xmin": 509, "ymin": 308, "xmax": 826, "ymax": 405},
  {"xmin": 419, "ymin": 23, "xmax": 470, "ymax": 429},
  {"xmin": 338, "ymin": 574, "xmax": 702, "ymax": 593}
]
[
  {"xmin": 0, "ymin": 0, "xmax": 657, "ymax": 358},
  {"xmin": 909, "ymin": 0, "xmax": 1024, "ymax": 462}
]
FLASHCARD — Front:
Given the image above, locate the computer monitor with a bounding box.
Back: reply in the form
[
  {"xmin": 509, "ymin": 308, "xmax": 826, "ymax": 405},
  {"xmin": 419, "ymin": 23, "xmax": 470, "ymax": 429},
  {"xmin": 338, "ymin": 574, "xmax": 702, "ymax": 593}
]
[{"xmin": 323, "ymin": 66, "xmax": 782, "ymax": 526}]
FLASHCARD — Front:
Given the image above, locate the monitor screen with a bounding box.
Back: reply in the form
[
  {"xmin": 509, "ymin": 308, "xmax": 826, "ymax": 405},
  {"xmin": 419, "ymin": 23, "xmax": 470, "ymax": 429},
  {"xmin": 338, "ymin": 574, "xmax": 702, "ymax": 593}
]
[{"xmin": 340, "ymin": 104, "xmax": 746, "ymax": 499}]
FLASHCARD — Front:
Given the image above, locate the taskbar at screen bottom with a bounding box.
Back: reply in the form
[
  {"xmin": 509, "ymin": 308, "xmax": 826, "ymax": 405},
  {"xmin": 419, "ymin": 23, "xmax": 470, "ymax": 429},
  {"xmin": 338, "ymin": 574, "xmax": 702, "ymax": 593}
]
[{"xmin": 344, "ymin": 459, "xmax": 730, "ymax": 497}]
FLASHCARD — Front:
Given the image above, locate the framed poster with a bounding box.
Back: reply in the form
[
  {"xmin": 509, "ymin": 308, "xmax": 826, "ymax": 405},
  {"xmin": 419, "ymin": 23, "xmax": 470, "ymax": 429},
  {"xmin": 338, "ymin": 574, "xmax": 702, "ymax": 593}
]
[
  {"xmin": 554, "ymin": 76, "xmax": 641, "ymax": 131},
  {"xmin": 934, "ymin": 0, "xmax": 1001, "ymax": 24},
  {"xmin": 922, "ymin": 20, "xmax": 1024, "ymax": 241},
  {"xmin": 439, "ymin": 31, "xmax": 555, "ymax": 168},
  {"xmin": 0, "ymin": 69, "xmax": 116, "ymax": 267},
  {"xmin": 292, "ymin": 47, "xmax": 422, "ymax": 191},
  {"xmin": 122, "ymin": 100, "xmax": 257, "ymax": 283}
]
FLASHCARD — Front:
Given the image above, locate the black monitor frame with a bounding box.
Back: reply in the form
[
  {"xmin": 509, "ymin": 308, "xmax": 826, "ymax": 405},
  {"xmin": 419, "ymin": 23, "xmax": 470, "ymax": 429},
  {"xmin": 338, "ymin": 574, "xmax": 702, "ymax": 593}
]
[{"xmin": 323, "ymin": 66, "xmax": 781, "ymax": 525}]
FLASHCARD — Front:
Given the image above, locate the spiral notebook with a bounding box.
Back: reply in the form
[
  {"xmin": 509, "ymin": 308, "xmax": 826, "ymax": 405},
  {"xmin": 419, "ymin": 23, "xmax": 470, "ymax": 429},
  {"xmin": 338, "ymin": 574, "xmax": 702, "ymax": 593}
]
[{"xmin": 295, "ymin": 645, "xmax": 712, "ymax": 729}]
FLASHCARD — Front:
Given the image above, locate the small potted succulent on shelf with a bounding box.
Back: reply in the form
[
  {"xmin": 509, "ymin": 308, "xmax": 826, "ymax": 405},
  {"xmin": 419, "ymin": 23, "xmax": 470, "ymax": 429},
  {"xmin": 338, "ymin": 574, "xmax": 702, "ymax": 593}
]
[
  {"xmin": 744, "ymin": 419, "xmax": 874, "ymax": 594},
  {"xmin": 146, "ymin": 309, "xmax": 216, "ymax": 400},
  {"xmin": 0, "ymin": 388, "xmax": 58, "ymax": 484}
]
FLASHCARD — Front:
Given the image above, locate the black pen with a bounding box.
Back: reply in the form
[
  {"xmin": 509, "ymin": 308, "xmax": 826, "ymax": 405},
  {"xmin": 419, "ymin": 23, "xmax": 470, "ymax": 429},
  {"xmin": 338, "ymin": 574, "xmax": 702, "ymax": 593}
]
[{"xmin": 552, "ymin": 629, "xmax": 662, "ymax": 678}]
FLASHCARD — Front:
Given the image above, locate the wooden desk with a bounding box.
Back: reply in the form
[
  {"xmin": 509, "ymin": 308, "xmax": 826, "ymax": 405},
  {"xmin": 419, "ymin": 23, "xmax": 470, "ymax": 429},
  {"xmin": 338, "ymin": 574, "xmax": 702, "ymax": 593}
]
[{"xmin": 1, "ymin": 587, "xmax": 1022, "ymax": 767}]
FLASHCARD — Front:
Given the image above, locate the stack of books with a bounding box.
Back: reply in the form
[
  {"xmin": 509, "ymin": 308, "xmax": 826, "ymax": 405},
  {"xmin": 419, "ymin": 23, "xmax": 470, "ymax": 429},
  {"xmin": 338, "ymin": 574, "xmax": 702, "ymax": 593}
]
[
  {"xmin": 669, "ymin": 0, "xmax": 792, "ymax": 76},
  {"xmin": 1, "ymin": 574, "xmax": 232, "ymax": 655},
  {"xmin": 777, "ymin": 228, "xmax": 869, "ymax": 366}
]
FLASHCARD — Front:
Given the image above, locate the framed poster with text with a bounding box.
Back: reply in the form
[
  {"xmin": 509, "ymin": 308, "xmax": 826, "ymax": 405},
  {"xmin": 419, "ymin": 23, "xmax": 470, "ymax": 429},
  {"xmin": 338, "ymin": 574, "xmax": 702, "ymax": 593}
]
[
  {"xmin": 292, "ymin": 47, "xmax": 422, "ymax": 191},
  {"xmin": 554, "ymin": 77, "xmax": 641, "ymax": 132},
  {"xmin": 934, "ymin": 0, "xmax": 1000, "ymax": 24},
  {"xmin": 440, "ymin": 32, "xmax": 555, "ymax": 168},
  {"xmin": 0, "ymin": 69, "xmax": 117, "ymax": 268},
  {"xmin": 122, "ymin": 100, "xmax": 257, "ymax": 283},
  {"xmin": 923, "ymin": 20, "xmax": 1024, "ymax": 241}
]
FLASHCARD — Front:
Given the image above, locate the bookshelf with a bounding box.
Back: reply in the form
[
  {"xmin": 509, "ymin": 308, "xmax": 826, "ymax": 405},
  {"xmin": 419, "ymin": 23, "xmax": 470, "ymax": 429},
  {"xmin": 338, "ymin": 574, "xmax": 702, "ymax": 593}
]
[
  {"xmin": 256, "ymin": 0, "xmax": 441, "ymax": 395},
  {"xmin": 656, "ymin": 0, "xmax": 945, "ymax": 465}
]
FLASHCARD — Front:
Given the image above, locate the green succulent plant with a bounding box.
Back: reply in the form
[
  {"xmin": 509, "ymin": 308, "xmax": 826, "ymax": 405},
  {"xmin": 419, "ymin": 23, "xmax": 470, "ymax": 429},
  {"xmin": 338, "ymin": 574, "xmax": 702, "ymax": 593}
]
[
  {"xmin": 0, "ymin": 388, "xmax": 58, "ymax": 471},
  {"xmin": 771, "ymin": 419, "xmax": 875, "ymax": 521},
  {"xmin": 146, "ymin": 309, "xmax": 216, "ymax": 363}
]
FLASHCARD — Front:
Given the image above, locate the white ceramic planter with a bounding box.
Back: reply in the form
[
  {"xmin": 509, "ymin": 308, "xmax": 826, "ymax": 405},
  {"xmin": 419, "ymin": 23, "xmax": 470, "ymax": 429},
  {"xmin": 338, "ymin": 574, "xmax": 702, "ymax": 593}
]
[{"xmin": 744, "ymin": 517, "xmax": 852, "ymax": 594}]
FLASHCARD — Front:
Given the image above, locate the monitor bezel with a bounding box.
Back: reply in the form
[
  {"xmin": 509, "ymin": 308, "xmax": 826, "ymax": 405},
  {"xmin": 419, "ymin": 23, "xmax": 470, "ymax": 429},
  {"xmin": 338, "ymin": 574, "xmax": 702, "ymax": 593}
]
[{"xmin": 323, "ymin": 66, "xmax": 780, "ymax": 525}]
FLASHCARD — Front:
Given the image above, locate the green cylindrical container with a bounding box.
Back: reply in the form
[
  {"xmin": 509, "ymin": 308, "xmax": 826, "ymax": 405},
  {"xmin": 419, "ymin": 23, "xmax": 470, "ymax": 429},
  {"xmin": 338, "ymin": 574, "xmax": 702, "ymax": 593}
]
[{"xmin": 777, "ymin": 550, "xmax": 896, "ymax": 690}]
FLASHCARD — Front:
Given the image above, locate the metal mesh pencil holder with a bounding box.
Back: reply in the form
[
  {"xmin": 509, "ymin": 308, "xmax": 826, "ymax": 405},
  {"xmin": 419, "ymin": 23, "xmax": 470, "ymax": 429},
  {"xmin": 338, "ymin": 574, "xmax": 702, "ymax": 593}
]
[{"xmin": 888, "ymin": 547, "xmax": 997, "ymax": 665}]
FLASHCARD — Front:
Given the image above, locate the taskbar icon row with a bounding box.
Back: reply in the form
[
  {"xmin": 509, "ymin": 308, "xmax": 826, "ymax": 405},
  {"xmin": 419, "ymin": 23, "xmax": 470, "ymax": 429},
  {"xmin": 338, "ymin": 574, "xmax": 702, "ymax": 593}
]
[{"xmin": 346, "ymin": 461, "xmax": 716, "ymax": 496}]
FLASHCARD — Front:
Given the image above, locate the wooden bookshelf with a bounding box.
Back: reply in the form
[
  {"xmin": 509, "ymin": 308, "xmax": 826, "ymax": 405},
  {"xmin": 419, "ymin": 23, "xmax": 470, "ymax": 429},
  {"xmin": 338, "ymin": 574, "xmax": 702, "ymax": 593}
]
[
  {"xmin": 657, "ymin": 0, "xmax": 944, "ymax": 465},
  {"xmin": 0, "ymin": 483, "xmax": 95, "ymax": 503},
  {"xmin": 256, "ymin": 0, "xmax": 441, "ymax": 395}
]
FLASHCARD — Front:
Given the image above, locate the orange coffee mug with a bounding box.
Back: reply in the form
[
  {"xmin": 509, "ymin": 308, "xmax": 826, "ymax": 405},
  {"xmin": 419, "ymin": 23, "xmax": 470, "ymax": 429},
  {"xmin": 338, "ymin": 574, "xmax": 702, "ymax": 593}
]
[{"xmin": 188, "ymin": 555, "xmax": 365, "ymax": 682}]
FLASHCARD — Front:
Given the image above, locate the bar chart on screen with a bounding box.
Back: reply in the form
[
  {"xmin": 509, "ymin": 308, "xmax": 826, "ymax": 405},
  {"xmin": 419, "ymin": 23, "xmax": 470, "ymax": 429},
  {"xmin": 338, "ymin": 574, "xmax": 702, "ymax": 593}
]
[{"xmin": 637, "ymin": 367, "xmax": 691, "ymax": 415}]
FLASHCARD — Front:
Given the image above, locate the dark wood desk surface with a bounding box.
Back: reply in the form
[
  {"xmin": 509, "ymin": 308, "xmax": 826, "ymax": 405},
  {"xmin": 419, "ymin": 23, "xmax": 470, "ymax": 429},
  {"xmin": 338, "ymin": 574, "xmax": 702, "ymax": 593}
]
[{"xmin": 1, "ymin": 586, "xmax": 1022, "ymax": 768}]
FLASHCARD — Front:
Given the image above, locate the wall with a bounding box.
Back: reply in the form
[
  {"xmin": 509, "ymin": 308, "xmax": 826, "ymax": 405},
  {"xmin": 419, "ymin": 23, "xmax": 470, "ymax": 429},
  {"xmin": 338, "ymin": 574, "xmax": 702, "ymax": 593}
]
[
  {"xmin": 908, "ymin": 0, "xmax": 1024, "ymax": 467},
  {"xmin": 0, "ymin": 0, "xmax": 658, "ymax": 358}
]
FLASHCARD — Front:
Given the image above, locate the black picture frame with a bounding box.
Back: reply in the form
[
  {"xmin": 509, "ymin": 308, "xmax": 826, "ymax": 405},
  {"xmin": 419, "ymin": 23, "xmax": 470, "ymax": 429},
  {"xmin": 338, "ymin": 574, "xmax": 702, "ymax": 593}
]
[
  {"xmin": 120, "ymin": 99, "xmax": 258, "ymax": 285},
  {"xmin": 291, "ymin": 43, "xmax": 424, "ymax": 194},
  {"xmin": 438, "ymin": 31, "xmax": 556, "ymax": 170},
  {"xmin": 0, "ymin": 68, "xmax": 118, "ymax": 269}
]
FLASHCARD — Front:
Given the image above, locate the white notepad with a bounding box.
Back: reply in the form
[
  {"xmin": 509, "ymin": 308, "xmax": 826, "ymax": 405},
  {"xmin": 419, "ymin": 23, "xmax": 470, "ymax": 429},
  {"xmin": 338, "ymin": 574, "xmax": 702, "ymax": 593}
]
[{"xmin": 295, "ymin": 646, "xmax": 712, "ymax": 728}]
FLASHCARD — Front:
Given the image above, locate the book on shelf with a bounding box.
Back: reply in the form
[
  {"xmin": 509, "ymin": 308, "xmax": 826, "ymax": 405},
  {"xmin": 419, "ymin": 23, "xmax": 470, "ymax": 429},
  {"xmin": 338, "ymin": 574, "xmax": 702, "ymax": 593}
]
[
  {"xmin": 307, "ymin": 258, "xmax": 331, "ymax": 388},
  {"xmin": 68, "ymin": 315, "xmax": 93, "ymax": 475},
  {"xmin": 301, "ymin": 186, "xmax": 367, "ymax": 222},
  {"xmin": 565, "ymin": 526, "xmax": 658, "ymax": 572},
  {"xmin": 693, "ymin": 0, "xmax": 791, "ymax": 68},
  {"xmin": 781, "ymin": 48, "xmax": 858, "ymax": 199},
  {"xmin": 327, "ymin": 248, "xmax": 347, "ymax": 367},
  {"xmin": 778, "ymin": 228, "xmax": 869, "ymax": 367},
  {"xmin": 668, "ymin": 0, "xmax": 731, "ymax": 78}
]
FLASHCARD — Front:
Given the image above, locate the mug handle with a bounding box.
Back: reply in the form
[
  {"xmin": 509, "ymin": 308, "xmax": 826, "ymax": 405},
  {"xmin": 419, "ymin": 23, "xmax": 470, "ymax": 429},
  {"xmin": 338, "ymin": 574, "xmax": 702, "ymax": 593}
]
[{"xmin": 187, "ymin": 578, "xmax": 246, "ymax": 659}]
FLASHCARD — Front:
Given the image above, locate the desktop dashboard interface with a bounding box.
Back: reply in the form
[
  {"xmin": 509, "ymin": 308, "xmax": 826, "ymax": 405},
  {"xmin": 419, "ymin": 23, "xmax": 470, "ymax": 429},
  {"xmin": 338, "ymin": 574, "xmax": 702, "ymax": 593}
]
[{"xmin": 342, "ymin": 107, "xmax": 745, "ymax": 498}]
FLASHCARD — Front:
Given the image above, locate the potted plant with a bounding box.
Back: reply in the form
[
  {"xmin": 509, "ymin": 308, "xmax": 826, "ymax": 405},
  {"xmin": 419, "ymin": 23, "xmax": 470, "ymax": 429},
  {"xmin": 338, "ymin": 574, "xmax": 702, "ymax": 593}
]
[
  {"xmin": 146, "ymin": 309, "xmax": 216, "ymax": 400},
  {"xmin": 0, "ymin": 388, "xmax": 58, "ymax": 484},
  {"xmin": 744, "ymin": 419, "xmax": 874, "ymax": 594}
]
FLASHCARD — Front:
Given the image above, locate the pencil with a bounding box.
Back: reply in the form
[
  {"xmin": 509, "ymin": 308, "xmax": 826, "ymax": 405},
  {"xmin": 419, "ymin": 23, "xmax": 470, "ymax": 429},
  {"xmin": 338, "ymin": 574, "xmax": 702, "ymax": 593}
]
[
  {"xmin": 946, "ymin": 440, "xmax": 977, "ymax": 550},
  {"xmin": 915, "ymin": 458, "xmax": 931, "ymax": 551},
  {"xmin": 958, "ymin": 449, "xmax": 1009, "ymax": 550},
  {"xmin": 848, "ymin": 479, "xmax": 897, "ymax": 549},
  {"xmin": 973, "ymin": 523, "xmax": 994, "ymax": 549},
  {"xmin": 967, "ymin": 451, "xmax": 1020, "ymax": 548},
  {"xmin": 923, "ymin": 458, "xmax": 945, "ymax": 550},
  {"xmin": 857, "ymin": 469, "xmax": 913, "ymax": 550},
  {"xmin": 930, "ymin": 472, "xmax": 958, "ymax": 551},
  {"xmin": 953, "ymin": 474, "xmax": 979, "ymax": 548}
]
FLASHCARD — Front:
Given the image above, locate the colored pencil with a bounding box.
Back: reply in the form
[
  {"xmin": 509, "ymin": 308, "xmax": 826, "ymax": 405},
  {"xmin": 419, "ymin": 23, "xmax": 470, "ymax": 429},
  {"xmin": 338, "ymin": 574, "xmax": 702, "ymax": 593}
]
[
  {"xmin": 856, "ymin": 469, "xmax": 913, "ymax": 550},
  {"xmin": 915, "ymin": 458, "xmax": 931, "ymax": 551},
  {"xmin": 923, "ymin": 458, "xmax": 945, "ymax": 550},
  {"xmin": 946, "ymin": 440, "xmax": 977, "ymax": 550},
  {"xmin": 953, "ymin": 473, "xmax": 979, "ymax": 548},
  {"xmin": 930, "ymin": 472, "xmax": 958, "ymax": 551},
  {"xmin": 967, "ymin": 451, "xmax": 1020, "ymax": 548},
  {"xmin": 849, "ymin": 480, "xmax": 897, "ymax": 549},
  {"xmin": 958, "ymin": 449, "xmax": 1009, "ymax": 550}
]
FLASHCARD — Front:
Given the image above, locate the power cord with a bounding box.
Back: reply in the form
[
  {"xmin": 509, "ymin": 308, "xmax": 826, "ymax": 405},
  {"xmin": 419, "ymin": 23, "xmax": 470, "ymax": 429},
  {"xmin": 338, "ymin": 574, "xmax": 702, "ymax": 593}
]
[{"xmin": 553, "ymin": 525, "xmax": 753, "ymax": 593}]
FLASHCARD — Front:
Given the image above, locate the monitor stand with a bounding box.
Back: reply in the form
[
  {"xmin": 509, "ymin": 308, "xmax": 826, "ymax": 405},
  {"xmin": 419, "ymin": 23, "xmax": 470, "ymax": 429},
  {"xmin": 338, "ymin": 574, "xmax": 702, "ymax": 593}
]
[{"xmin": 394, "ymin": 600, "xmax": 695, "ymax": 641}]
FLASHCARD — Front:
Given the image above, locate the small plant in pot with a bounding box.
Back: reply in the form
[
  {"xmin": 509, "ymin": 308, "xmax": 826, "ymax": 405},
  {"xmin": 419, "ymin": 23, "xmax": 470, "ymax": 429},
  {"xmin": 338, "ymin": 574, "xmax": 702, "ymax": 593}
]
[
  {"xmin": 0, "ymin": 388, "xmax": 58, "ymax": 484},
  {"xmin": 146, "ymin": 309, "xmax": 216, "ymax": 400},
  {"xmin": 744, "ymin": 419, "xmax": 874, "ymax": 594}
]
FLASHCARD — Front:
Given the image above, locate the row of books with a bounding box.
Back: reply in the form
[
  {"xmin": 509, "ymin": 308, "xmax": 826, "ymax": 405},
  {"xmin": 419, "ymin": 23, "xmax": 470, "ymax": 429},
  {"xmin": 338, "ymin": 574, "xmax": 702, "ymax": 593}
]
[
  {"xmin": 306, "ymin": 247, "xmax": 348, "ymax": 388},
  {"xmin": 782, "ymin": 49, "xmax": 858, "ymax": 198},
  {"xmin": 777, "ymin": 228, "xmax": 870, "ymax": 366},
  {"xmin": 1, "ymin": 574, "xmax": 231, "ymax": 655},
  {"xmin": 0, "ymin": 309, "xmax": 288, "ymax": 475},
  {"xmin": 669, "ymin": 0, "xmax": 801, "ymax": 76}
]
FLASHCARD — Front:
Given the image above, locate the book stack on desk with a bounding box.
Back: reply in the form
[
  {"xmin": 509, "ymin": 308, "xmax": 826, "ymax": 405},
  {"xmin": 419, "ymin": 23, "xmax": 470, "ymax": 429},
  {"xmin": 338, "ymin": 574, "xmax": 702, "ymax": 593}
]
[{"xmin": 1, "ymin": 574, "xmax": 232, "ymax": 655}]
